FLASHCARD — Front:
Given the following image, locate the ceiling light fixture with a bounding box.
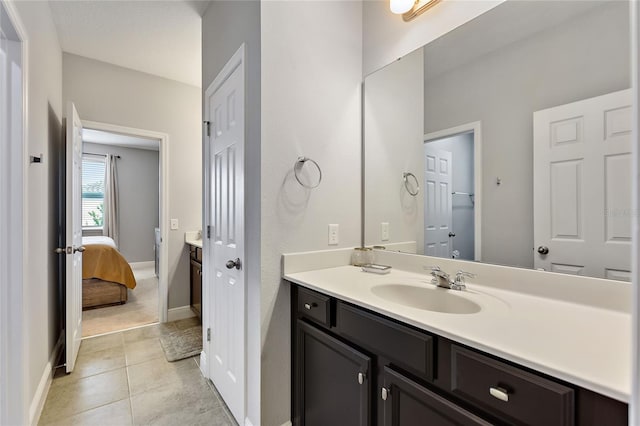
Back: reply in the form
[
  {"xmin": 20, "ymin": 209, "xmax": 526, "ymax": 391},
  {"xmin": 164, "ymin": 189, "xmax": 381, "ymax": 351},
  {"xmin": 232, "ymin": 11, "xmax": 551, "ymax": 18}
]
[{"xmin": 390, "ymin": 0, "xmax": 441, "ymax": 22}]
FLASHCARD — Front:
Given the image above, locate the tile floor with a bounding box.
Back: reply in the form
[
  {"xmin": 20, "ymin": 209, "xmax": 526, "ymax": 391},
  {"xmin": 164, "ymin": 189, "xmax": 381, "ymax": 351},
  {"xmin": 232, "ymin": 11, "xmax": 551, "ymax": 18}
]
[{"xmin": 39, "ymin": 318, "xmax": 237, "ymax": 426}]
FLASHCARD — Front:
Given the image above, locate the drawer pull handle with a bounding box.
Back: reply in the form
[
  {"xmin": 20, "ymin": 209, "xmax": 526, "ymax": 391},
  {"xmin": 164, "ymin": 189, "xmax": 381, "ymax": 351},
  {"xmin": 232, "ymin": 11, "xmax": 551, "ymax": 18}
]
[
  {"xmin": 489, "ymin": 386, "xmax": 509, "ymax": 402},
  {"xmin": 381, "ymin": 387, "xmax": 389, "ymax": 401},
  {"xmin": 304, "ymin": 302, "xmax": 317, "ymax": 310},
  {"xmin": 357, "ymin": 372, "xmax": 366, "ymax": 384}
]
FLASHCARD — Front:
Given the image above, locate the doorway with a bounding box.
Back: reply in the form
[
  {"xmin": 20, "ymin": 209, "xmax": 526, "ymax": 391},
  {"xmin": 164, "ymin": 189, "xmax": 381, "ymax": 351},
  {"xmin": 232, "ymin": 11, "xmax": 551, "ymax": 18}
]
[
  {"xmin": 424, "ymin": 121, "xmax": 482, "ymax": 261},
  {"xmin": 0, "ymin": 0, "xmax": 26, "ymax": 422},
  {"xmin": 78, "ymin": 120, "xmax": 169, "ymax": 337},
  {"xmin": 79, "ymin": 125, "xmax": 162, "ymax": 336}
]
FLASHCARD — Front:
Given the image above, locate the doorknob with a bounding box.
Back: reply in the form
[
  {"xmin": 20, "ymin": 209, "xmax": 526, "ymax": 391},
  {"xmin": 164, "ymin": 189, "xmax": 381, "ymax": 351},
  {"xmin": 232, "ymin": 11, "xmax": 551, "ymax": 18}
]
[
  {"xmin": 226, "ymin": 258, "xmax": 242, "ymax": 270},
  {"xmin": 537, "ymin": 246, "xmax": 549, "ymax": 255},
  {"xmin": 74, "ymin": 246, "xmax": 86, "ymax": 253},
  {"xmin": 448, "ymin": 232, "xmax": 456, "ymax": 237}
]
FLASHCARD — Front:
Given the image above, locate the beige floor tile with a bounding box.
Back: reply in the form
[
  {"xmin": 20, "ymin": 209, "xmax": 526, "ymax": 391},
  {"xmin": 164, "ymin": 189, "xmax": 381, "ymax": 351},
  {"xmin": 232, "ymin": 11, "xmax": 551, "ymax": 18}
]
[
  {"xmin": 130, "ymin": 378, "xmax": 230, "ymax": 426},
  {"xmin": 122, "ymin": 322, "xmax": 177, "ymax": 343},
  {"xmin": 79, "ymin": 333, "xmax": 124, "ymax": 355},
  {"xmin": 55, "ymin": 346, "xmax": 126, "ymax": 385},
  {"xmin": 40, "ymin": 369, "xmax": 129, "ymax": 424},
  {"xmin": 127, "ymin": 357, "xmax": 202, "ymax": 396},
  {"xmin": 124, "ymin": 337, "xmax": 164, "ymax": 366},
  {"xmin": 39, "ymin": 398, "xmax": 132, "ymax": 426}
]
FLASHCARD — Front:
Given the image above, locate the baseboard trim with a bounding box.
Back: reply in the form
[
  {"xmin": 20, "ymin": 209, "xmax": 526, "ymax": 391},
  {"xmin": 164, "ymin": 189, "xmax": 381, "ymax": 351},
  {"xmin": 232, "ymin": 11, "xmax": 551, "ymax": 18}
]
[
  {"xmin": 167, "ymin": 305, "xmax": 196, "ymax": 322},
  {"xmin": 129, "ymin": 261, "xmax": 155, "ymax": 270},
  {"xmin": 29, "ymin": 333, "xmax": 63, "ymax": 425},
  {"xmin": 199, "ymin": 351, "xmax": 208, "ymax": 378},
  {"xmin": 279, "ymin": 422, "xmax": 292, "ymax": 426}
]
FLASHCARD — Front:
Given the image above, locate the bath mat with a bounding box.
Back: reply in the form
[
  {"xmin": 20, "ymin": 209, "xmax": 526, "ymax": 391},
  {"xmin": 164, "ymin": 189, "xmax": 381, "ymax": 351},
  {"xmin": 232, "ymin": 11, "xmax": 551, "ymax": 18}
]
[{"xmin": 159, "ymin": 324, "xmax": 202, "ymax": 362}]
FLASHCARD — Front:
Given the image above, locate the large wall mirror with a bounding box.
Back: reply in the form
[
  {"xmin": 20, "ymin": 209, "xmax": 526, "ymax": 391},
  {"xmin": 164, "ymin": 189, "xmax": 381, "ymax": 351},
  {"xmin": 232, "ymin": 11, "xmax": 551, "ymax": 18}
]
[{"xmin": 364, "ymin": 0, "xmax": 632, "ymax": 280}]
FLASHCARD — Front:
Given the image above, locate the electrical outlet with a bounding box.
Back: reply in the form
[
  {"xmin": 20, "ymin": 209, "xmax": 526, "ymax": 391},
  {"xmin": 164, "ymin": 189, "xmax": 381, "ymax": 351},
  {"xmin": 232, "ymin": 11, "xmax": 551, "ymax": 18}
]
[
  {"xmin": 328, "ymin": 224, "xmax": 339, "ymax": 245},
  {"xmin": 381, "ymin": 222, "xmax": 390, "ymax": 241},
  {"xmin": 170, "ymin": 218, "xmax": 179, "ymax": 230}
]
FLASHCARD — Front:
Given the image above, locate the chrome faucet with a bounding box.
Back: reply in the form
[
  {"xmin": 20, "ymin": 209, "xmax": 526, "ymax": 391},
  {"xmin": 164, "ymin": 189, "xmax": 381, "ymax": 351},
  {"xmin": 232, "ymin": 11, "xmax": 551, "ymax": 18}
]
[{"xmin": 427, "ymin": 266, "xmax": 475, "ymax": 291}]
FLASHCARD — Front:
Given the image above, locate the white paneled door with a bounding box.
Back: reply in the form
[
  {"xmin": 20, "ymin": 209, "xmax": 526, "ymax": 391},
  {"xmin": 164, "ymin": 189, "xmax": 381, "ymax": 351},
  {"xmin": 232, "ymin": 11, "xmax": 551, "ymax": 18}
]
[
  {"xmin": 533, "ymin": 89, "xmax": 632, "ymax": 280},
  {"xmin": 65, "ymin": 102, "xmax": 84, "ymax": 372},
  {"xmin": 424, "ymin": 146, "xmax": 453, "ymax": 257},
  {"xmin": 204, "ymin": 45, "xmax": 245, "ymax": 424}
]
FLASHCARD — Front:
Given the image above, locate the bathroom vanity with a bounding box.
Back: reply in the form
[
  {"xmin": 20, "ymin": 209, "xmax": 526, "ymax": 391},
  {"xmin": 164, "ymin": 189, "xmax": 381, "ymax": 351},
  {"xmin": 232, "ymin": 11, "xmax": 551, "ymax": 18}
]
[{"xmin": 285, "ymin": 250, "xmax": 630, "ymax": 426}]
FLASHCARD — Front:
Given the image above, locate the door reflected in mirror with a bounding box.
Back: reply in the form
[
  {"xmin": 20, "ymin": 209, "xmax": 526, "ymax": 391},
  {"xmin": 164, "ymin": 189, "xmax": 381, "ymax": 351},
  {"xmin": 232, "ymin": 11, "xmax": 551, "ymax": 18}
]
[{"xmin": 363, "ymin": 0, "xmax": 631, "ymax": 281}]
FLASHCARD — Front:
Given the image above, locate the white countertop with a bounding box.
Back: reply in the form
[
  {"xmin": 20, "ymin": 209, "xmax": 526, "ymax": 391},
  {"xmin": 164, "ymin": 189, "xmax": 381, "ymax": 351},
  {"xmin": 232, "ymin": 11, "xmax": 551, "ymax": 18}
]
[
  {"xmin": 185, "ymin": 231, "xmax": 202, "ymax": 248},
  {"xmin": 284, "ymin": 264, "xmax": 631, "ymax": 403}
]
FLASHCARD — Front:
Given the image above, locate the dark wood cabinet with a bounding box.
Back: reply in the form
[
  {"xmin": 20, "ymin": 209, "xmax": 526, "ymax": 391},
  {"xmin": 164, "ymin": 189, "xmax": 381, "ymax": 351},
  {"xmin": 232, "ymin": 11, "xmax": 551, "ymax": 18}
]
[
  {"xmin": 381, "ymin": 366, "xmax": 491, "ymax": 426},
  {"xmin": 189, "ymin": 246, "xmax": 202, "ymax": 319},
  {"xmin": 290, "ymin": 283, "xmax": 628, "ymax": 426},
  {"xmin": 294, "ymin": 320, "xmax": 371, "ymax": 426}
]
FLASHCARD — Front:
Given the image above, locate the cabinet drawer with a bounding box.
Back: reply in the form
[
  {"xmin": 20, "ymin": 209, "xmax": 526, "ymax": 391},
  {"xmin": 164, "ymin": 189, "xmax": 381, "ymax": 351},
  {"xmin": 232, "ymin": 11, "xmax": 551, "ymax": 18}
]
[
  {"xmin": 190, "ymin": 246, "xmax": 202, "ymax": 263},
  {"xmin": 337, "ymin": 302, "xmax": 434, "ymax": 381},
  {"xmin": 450, "ymin": 345, "xmax": 574, "ymax": 426},
  {"xmin": 297, "ymin": 287, "xmax": 331, "ymax": 327}
]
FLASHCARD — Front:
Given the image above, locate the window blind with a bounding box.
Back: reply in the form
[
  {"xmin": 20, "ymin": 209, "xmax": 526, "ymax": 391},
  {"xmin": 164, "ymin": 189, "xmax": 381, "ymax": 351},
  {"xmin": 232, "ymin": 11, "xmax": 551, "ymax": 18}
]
[{"xmin": 82, "ymin": 155, "xmax": 106, "ymax": 228}]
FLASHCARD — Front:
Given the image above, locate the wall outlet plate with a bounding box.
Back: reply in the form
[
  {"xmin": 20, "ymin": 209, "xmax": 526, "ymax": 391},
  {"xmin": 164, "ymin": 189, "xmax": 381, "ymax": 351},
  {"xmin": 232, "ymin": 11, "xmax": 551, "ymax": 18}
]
[
  {"xmin": 170, "ymin": 218, "xmax": 179, "ymax": 230},
  {"xmin": 381, "ymin": 222, "xmax": 390, "ymax": 241},
  {"xmin": 328, "ymin": 224, "xmax": 339, "ymax": 245}
]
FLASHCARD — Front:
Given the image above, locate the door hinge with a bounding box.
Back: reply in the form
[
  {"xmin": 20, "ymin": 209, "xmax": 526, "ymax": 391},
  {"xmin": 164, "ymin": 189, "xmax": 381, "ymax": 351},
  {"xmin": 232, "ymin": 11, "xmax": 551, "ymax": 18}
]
[
  {"xmin": 207, "ymin": 328, "xmax": 211, "ymax": 342},
  {"xmin": 207, "ymin": 225, "xmax": 211, "ymax": 239},
  {"xmin": 204, "ymin": 121, "xmax": 211, "ymax": 137}
]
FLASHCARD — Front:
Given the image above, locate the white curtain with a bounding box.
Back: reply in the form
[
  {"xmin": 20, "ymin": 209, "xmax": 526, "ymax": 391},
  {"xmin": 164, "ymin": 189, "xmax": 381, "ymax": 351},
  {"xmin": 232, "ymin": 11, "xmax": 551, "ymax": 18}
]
[{"xmin": 103, "ymin": 154, "xmax": 119, "ymax": 246}]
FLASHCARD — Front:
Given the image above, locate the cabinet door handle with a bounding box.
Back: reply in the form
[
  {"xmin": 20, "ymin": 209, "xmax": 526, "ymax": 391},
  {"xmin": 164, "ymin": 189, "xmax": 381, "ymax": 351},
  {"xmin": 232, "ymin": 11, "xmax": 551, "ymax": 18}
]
[
  {"xmin": 303, "ymin": 302, "xmax": 317, "ymax": 310},
  {"xmin": 357, "ymin": 372, "xmax": 366, "ymax": 384},
  {"xmin": 381, "ymin": 387, "xmax": 389, "ymax": 401},
  {"xmin": 489, "ymin": 386, "xmax": 509, "ymax": 402}
]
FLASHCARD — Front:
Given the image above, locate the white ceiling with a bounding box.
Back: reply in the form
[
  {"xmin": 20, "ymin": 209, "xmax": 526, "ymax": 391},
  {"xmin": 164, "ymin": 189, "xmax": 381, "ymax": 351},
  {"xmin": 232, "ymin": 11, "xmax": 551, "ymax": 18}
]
[
  {"xmin": 83, "ymin": 128, "xmax": 160, "ymax": 151},
  {"xmin": 49, "ymin": 0, "xmax": 208, "ymax": 87}
]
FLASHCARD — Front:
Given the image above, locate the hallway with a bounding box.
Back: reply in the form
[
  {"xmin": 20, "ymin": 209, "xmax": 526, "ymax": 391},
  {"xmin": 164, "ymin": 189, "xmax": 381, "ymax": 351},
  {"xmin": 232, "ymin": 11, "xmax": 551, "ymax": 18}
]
[{"xmin": 39, "ymin": 321, "xmax": 236, "ymax": 425}]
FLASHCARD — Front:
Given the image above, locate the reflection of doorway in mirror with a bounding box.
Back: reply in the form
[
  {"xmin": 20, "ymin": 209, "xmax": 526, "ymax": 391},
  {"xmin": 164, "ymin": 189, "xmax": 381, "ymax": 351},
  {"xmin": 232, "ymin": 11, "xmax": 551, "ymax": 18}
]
[{"xmin": 424, "ymin": 133, "xmax": 475, "ymax": 261}]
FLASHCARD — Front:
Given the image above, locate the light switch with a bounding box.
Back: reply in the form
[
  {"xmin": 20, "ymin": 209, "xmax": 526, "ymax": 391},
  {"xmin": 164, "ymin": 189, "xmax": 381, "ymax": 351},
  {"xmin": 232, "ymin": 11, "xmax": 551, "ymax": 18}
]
[
  {"xmin": 170, "ymin": 218, "xmax": 179, "ymax": 230},
  {"xmin": 328, "ymin": 224, "xmax": 339, "ymax": 245},
  {"xmin": 381, "ymin": 222, "xmax": 390, "ymax": 241}
]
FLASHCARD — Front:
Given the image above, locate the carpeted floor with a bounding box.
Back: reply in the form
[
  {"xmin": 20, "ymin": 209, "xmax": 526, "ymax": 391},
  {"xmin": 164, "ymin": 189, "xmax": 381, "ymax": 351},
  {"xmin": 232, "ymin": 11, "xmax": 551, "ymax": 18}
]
[{"xmin": 82, "ymin": 264, "xmax": 159, "ymax": 337}]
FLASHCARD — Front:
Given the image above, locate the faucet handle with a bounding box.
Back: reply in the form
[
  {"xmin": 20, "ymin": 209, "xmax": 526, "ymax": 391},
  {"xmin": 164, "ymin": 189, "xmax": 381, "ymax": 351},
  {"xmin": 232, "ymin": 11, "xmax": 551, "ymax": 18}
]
[
  {"xmin": 423, "ymin": 265, "xmax": 441, "ymax": 272},
  {"xmin": 454, "ymin": 270, "xmax": 476, "ymax": 284}
]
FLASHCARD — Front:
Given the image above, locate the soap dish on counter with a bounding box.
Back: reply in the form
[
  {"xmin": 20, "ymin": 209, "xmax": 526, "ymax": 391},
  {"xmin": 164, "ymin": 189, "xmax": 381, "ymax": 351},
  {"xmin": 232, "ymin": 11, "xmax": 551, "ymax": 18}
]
[{"xmin": 361, "ymin": 264, "xmax": 391, "ymax": 275}]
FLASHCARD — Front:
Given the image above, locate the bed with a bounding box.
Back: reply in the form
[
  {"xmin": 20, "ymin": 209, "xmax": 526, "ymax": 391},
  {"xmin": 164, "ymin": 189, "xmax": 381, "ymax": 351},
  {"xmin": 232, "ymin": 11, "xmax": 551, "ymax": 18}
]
[{"xmin": 82, "ymin": 236, "xmax": 137, "ymax": 310}]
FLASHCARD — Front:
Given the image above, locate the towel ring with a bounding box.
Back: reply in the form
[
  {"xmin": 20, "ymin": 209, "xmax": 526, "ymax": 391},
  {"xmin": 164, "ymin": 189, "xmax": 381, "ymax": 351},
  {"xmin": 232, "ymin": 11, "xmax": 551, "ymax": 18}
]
[
  {"xmin": 403, "ymin": 172, "xmax": 419, "ymax": 196},
  {"xmin": 294, "ymin": 156, "xmax": 322, "ymax": 189}
]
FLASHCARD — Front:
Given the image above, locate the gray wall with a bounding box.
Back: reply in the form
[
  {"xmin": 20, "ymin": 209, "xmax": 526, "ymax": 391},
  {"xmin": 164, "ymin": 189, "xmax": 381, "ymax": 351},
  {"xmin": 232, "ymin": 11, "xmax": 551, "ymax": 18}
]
[
  {"xmin": 202, "ymin": 2, "xmax": 261, "ymax": 424},
  {"xmin": 62, "ymin": 53, "xmax": 202, "ymax": 310},
  {"xmin": 83, "ymin": 142, "xmax": 159, "ymax": 262},
  {"xmin": 423, "ymin": 3, "xmax": 630, "ymax": 268},
  {"xmin": 427, "ymin": 134, "xmax": 474, "ymax": 261}
]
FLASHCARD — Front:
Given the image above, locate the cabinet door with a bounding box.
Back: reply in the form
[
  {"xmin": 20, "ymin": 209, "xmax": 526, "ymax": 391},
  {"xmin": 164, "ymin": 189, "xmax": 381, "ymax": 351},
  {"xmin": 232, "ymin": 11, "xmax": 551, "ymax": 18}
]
[
  {"xmin": 381, "ymin": 367, "xmax": 491, "ymax": 426},
  {"xmin": 296, "ymin": 320, "xmax": 371, "ymax": 426},
  {"xmin": 190, "ymin": 259, "xmax": 202, "ymax": 318}
]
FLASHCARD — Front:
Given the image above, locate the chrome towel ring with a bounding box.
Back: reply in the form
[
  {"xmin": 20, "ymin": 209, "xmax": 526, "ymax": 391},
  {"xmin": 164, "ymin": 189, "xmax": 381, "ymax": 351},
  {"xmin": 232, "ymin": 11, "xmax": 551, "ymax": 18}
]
[
  {"xmin": 403, "ymin": 172, "xmax": 419, "ymax": 196},
  {"xmin": 294, "ymin": 156, "xmax": 322, "ymax": 189}
]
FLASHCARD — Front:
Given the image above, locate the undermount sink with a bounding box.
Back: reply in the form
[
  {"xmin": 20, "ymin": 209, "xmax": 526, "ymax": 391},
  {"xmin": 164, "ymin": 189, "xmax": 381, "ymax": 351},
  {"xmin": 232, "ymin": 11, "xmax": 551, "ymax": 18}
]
[{"xmin": 371, "ymin": 284, "xmax": 482, "ymax": 314}]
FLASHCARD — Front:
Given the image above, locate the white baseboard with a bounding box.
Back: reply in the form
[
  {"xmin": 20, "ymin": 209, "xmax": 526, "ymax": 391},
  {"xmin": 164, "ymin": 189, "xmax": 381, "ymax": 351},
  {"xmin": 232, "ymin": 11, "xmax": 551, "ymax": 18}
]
[
  {"xmin": 279, "ymin": 422, "xmax": 292, "ymax": 426},
  {"xmin": 167, "ymin": 305, "xmax": 196, "ymax": 322},
  {"xmin": 30, "ymin": 333, "xmax": 63, "ymax": 425},
  {"xmin": 129, "ymin": 261, "xmax": 155, "ymax": 270},
  {"xmin": 199, "ymin": 351, "xmax": 208, "ymax": 378}
]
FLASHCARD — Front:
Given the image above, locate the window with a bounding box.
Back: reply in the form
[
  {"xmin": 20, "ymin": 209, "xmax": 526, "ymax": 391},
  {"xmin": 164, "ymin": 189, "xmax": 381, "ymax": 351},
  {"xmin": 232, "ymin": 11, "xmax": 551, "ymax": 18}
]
[{"xmin": 82, "ymin": 155, "xmax": 106, "ymax": 228}]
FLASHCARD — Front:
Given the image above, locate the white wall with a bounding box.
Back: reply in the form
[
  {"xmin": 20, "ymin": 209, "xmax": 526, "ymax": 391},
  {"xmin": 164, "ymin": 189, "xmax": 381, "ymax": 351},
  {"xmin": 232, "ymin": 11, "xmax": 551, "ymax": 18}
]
[
  {"xmin": 260, "ymin": 2, "xmax": 363, "ymax": 424},
  {"xmin": 362, "ymin": 0, "xmax": 503, "ymax": 75},
  {"xmin": 63, "ymin": 53, "xmax": 201, "ymax": 309},
  {"xmin": 82, "ymin": 143, "xmax": 159, "ymax": 262},
  {"xmin": 9, "ymin": 1, "xmax": 64, "ymax": 422},
  {"xmin": 364, "ymin": 48, "xmax": 423, "ymax": 251}
]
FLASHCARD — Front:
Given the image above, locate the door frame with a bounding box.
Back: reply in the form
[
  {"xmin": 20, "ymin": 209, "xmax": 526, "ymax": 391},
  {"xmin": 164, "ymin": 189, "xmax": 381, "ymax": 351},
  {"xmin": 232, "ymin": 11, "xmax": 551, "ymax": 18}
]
[
  {"xmin": 423, "ymin": 121, "xmax": 482, "ymax": 261},
  {"xmin": 81, "ymin": 120, "xmax": 170, "ymax": 322},
  {"xmin": 631, "ymin": 2, "xmax": 639, "ymax": 424},
  {"xmin": 0, "ymin": 0, "xmax": 27, "ymax": 423},
  {"xmin": 202, "ymin": 43, "xmax": 247, "ymax": 422}
]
